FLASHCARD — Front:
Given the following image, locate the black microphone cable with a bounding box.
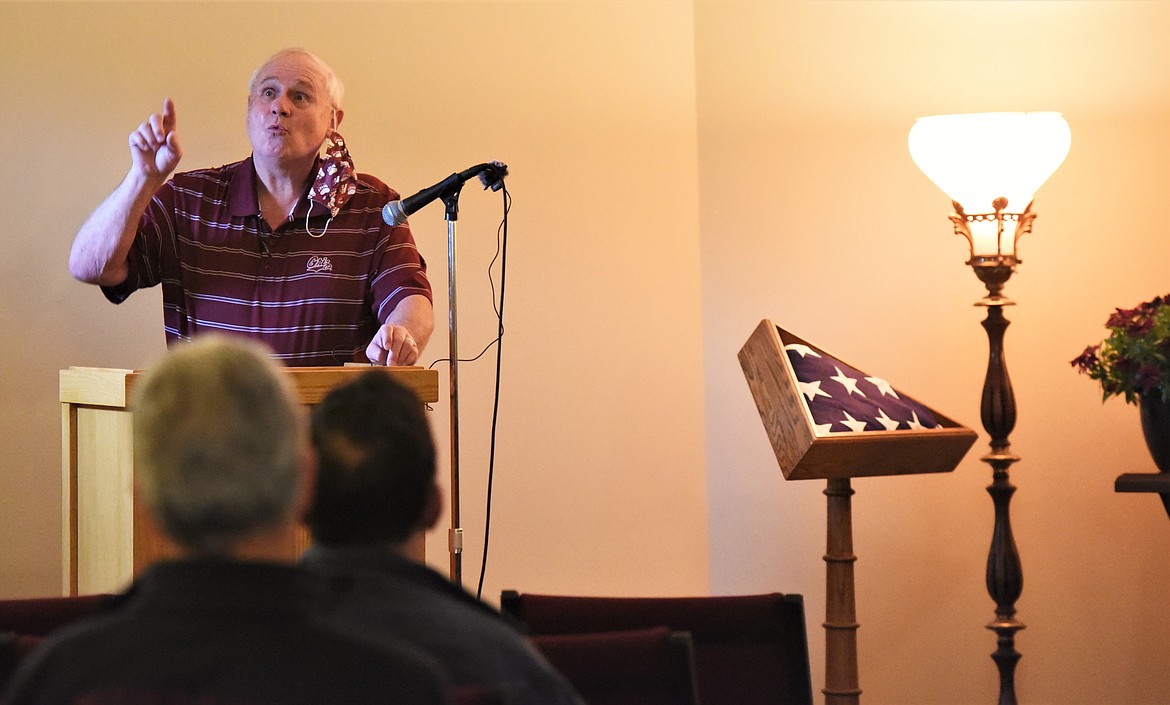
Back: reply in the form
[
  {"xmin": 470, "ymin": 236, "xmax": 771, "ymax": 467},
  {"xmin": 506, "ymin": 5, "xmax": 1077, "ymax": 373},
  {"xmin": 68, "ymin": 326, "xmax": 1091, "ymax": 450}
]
[{"xmin": 476, "ymin": 184, "xmax": 509, "ymax": 600}]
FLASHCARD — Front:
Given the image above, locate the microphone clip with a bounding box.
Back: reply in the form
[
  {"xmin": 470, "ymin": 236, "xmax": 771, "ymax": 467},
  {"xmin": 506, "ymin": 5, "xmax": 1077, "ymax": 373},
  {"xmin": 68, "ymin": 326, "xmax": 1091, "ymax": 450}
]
[{"xmin": 476, "ymin": 161, "xmax": 508, "ymax": 192}]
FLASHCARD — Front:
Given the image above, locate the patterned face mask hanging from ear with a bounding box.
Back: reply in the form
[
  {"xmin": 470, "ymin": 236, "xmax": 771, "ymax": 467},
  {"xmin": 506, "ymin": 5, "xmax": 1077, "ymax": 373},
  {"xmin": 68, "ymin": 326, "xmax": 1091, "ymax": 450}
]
[{"xmin": 308, "ymin": 129, "xmax": 357, "ymax": 234}]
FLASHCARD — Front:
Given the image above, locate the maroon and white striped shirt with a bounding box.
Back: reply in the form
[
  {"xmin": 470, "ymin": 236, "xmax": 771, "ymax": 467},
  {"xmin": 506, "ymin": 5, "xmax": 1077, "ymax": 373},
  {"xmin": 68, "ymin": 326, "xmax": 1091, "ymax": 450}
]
[{"xmin": 102, "ymin": 157, "xmax": 432, "ymax": 366}]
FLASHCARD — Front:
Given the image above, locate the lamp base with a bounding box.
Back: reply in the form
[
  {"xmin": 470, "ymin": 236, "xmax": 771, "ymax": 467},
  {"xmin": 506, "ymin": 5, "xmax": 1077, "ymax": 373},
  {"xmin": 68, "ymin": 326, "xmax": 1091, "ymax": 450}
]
[{"xmin": 969, "ymin": 258, "xmax": 1018, "ymax": 306}]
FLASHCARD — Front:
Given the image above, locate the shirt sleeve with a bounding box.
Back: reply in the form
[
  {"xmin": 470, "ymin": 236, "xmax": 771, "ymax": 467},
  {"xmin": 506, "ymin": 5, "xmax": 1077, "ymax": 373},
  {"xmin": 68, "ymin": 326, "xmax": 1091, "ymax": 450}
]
[
  {"xmin": 100, "ymin": 181, "xmax": 175, "ymax": 304},
  {"xmin": 371, "ymin": 221, "xmax": 432, "ymax": 323}
]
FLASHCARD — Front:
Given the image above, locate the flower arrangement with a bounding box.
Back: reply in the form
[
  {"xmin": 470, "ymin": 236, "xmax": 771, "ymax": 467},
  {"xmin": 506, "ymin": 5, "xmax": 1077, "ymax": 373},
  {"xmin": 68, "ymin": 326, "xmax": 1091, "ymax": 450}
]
[{"xmin": 1072, "ymin": 294, "xmax": 1170, "ymax": 404}]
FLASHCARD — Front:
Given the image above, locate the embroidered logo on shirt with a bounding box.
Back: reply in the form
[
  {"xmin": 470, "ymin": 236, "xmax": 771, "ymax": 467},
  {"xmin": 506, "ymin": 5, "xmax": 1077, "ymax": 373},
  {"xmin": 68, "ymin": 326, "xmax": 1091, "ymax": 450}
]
[{"xmin": 306, "ymin": 255, "xmax": 333, "ymax": 273}]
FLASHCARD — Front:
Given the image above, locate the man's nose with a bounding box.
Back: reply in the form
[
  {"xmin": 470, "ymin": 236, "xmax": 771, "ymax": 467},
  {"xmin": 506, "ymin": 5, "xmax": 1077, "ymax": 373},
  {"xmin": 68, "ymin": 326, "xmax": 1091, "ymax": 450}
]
[{"xmin": 271, "ymin": 97, "xmax": 292, "ymax": 117}]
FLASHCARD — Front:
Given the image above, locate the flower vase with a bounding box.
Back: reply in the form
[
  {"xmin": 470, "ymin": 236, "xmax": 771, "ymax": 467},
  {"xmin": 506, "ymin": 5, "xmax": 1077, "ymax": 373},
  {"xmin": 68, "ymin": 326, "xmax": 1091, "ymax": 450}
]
[{"xmin": 1139, "ymin": 394, "xmax": 1170, "ymax": 472}]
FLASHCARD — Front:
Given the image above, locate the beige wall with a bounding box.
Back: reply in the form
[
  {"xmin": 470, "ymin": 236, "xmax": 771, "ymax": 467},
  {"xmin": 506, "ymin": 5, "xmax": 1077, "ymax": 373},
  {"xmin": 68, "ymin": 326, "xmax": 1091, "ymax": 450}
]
[
  {"xmin": 1, "ymin": 2, "xmax": 1168, "ymax": 705},
  {"xmin": 0, "ymin": 1, "xmax": 708, "ymax": 597},
  {"xmin": 696, "ymin": 2, "xmax": 1170, "ymax": 705}
]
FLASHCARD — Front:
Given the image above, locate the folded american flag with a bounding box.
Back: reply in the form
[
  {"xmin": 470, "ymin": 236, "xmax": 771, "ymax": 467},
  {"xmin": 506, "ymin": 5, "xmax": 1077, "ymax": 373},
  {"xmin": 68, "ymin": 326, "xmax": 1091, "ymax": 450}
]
[{"xmin": 785, "ymin": 343, "xmax": 941, "ymax": 436}]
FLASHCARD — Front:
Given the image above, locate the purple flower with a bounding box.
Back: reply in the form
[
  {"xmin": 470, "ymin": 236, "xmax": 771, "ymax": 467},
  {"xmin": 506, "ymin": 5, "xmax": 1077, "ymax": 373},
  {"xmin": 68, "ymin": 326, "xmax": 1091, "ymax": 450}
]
[
  {"xmin": 1107, "ymin": 307, "xmax": 1155, "ymax": 337},
  {"xmin": 1105, "ymin": 307, "xmax": 1133, "ymax": 329},
  {"xmin": 1075, "ymin": 294, "xmax": 1170, "ymax": 405},
  {"xmin": 1070, "ymin": 345, "xmax": 1099, "ymax": 372},
  {"xmin": 1141, "ymin": 295, "xmax": 1168, "ymax": 313}
]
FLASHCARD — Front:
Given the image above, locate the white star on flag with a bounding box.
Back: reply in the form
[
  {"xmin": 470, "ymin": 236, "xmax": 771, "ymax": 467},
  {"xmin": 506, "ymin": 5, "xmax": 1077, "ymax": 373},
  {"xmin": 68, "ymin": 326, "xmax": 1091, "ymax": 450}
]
[
  {"xmin": 830, "ymin": 366, "xmax": 866, "ymax": 397},
  {"xmin": 800, "ymin": 380, "xmax": 832, "ymax": 402},
  {"xmin": 839, "ymin": 411, "xmax": 869, "ymax": 433},
  {"xmin": 865, "ymin": 376, "xmax": 900, "ymax": 398},
  {"xmin": 784, "ymin": 344, "xmax": 820, "ymax": 358},
  {"xmin": 784, "ymin": 343, "xmax": 942, "ymax": 434},
  {"xmin": 875, "ymin": 408, "xmax": 901, "ymax": 431}
]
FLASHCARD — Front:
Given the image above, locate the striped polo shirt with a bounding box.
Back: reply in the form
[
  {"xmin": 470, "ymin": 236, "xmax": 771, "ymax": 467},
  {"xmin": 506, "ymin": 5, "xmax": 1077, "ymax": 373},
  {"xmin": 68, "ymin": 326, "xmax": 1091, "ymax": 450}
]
[{"xmin": 102, "ymin": 157, "xmax": 432, "ymax": 366}]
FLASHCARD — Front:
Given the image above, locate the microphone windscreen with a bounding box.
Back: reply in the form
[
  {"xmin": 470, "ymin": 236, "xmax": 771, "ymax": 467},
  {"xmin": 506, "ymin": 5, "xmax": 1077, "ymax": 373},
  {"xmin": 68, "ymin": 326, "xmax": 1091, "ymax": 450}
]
[{"xmin": 382, "ymin": 200, "xmax": 407, "ymax": 226}]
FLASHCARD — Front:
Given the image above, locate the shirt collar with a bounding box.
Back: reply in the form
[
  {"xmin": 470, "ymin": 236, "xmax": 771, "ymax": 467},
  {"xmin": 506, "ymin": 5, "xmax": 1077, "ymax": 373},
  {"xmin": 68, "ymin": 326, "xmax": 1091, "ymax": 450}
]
[{"xmin": 227, "ymin": 156, "xmax": 331, "ymax": 221}]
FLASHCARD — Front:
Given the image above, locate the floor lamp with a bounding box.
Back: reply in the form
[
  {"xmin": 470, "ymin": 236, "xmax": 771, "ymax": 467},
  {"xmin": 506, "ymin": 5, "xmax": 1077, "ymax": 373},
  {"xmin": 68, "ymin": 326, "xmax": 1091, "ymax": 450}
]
[{"xmin": 908, "ymin": 112, "xmax": 1071, "ymax": 705}]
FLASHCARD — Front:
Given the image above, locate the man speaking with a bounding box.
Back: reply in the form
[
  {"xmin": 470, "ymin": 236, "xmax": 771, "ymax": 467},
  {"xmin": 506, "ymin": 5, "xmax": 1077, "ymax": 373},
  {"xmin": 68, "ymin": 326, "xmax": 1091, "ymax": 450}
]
[{"xmin": 68, "ymin": 48, "xmax": 433, "ymax": 366}]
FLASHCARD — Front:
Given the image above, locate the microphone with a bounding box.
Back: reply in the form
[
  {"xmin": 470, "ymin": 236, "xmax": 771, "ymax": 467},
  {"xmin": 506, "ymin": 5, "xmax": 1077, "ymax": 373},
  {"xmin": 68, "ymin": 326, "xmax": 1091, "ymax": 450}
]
[{"xmin": 382, "ymin": 161, "xmax": 508, "ymax": 226}]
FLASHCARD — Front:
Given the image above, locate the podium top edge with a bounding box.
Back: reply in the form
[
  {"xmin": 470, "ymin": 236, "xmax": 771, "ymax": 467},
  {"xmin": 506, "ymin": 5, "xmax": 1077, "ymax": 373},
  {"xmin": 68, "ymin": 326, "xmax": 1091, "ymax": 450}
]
[{"xmin": 61, "ymin": 365, "xmax": 439, "ymax": 407}]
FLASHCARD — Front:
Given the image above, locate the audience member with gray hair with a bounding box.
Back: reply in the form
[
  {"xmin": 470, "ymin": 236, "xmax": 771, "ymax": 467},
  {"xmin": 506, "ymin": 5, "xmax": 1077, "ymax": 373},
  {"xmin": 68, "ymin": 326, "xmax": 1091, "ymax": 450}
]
[
  {"xmin": 133, "ymin": 334, "xmax": 307, "ymax": 555},
  {"xmin": 4, "ymin": 336, "xmax": 450, "ymax": 705}
]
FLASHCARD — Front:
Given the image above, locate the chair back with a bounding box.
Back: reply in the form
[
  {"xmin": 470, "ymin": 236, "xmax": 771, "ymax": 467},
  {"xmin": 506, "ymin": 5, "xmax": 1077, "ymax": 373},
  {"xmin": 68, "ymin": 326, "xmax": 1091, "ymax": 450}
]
[
  {"xmin": 531, "ymin": 626, "xmax": 699, "ymax": 705},
  {"xmin": 0, "ymin": 594, "xmax": 114, "ymax": 637},
  {"xmin": 501, "ymin": 592, "xmax": 813, "ymax": 705},
  {"xmin": 0, "ymin": 594, "xmax": 114, "ymax": 695}
]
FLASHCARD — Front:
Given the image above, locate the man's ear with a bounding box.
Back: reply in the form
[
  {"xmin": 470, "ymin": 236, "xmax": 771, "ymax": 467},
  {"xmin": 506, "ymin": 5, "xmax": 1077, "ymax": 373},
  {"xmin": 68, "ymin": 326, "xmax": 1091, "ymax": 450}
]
[{"xmin": 332, "ymin": 108, "xmax": 345, "ymax": 131}]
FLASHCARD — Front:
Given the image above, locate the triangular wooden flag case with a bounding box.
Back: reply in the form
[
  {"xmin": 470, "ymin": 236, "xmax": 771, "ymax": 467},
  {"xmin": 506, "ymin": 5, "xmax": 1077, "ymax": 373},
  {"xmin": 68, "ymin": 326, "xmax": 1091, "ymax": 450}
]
[{"xmin": 739, "ymin": 319, "xmax": 977, "ymax": 705}]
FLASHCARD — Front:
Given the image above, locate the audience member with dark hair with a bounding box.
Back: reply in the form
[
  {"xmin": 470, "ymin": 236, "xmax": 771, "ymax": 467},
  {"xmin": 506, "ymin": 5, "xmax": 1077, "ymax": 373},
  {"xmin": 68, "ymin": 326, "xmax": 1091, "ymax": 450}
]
[
  {"xmin": 3, "ymin": 337, "xmax": 450, "ymax": 705},
  {"xmin": 303, "ymin": 370, "xmax": 585, "ymax": 705}
]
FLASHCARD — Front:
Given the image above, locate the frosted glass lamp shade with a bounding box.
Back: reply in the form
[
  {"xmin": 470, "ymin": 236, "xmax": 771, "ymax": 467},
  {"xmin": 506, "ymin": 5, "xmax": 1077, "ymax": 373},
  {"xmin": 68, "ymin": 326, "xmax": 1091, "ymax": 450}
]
[
  {"xmin": 909, "ymin": 112, "xmax": 1070, "ymax": 259},
  {"xmin": 908, "ymin": 112, "xmax": 1070, "ymax": 211}
]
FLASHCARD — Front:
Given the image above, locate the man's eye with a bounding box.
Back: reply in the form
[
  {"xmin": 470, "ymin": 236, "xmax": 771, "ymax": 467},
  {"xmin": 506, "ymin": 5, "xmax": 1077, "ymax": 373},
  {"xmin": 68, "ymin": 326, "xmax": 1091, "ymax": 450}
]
[{"xmin": 262, "ymin": 88, "xmax": 276, "ymax": 98}]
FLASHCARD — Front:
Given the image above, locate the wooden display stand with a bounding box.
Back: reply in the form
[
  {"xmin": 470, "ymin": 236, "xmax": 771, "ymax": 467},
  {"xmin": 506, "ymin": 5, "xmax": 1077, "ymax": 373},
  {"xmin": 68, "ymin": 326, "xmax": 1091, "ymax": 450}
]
[
  {"xmin": 60, "ymin": 365, "xmax": 439, "ymax": 596},
  {"xmin": 740, "ymin": 320, "xmax": 976, "ymax": 705}
]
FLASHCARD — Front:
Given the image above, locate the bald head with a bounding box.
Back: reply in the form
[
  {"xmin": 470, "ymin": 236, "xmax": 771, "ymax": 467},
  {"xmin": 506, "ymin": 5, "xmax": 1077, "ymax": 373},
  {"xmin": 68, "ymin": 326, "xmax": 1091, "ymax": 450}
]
[{"xmin": 249, "ymin": 47, "xmax": 344, "ymax": 109}]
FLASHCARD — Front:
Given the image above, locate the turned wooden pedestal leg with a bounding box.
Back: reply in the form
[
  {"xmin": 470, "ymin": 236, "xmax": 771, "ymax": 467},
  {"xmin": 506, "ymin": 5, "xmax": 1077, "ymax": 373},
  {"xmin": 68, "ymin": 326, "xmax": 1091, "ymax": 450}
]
[{"xmin": 824, "ymin": 478, "xmax": 861, "ymax": 705}]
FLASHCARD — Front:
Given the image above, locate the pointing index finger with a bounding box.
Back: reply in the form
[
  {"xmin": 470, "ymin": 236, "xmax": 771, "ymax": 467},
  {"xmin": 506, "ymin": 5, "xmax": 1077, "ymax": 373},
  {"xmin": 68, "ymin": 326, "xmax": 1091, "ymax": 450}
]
[{"xmin": 162, "ymin": 98, "xmax": 177, "ymax": 132}]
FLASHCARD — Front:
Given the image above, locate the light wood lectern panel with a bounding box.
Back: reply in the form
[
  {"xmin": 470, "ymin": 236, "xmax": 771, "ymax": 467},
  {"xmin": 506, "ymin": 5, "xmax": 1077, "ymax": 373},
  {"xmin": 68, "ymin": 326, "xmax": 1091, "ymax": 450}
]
[{"xmin": 60, "ymin": 365, "xmax": 439, "ymax": 596}]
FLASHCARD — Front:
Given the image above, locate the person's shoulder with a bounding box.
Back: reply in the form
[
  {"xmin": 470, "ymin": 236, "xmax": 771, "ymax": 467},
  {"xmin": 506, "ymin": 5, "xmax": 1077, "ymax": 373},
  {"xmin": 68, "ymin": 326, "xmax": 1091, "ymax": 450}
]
[
  {"xmin": 170, "ymin": 159, "xmax": 247, "ymax": 190},
  {"xmin": 307, "ymin": 619, "xmax": 451, "ymax": 700},
  {"xmin": 3, "ymin": 604, "xmax": 126, "ymax": 697},
  {"xmin": 305, "ymin": 547, "xmax": 512, "ymax": 629},
  {"xmin": 354, "ymin": 173, "xmax": 399, "ymax": 201}
]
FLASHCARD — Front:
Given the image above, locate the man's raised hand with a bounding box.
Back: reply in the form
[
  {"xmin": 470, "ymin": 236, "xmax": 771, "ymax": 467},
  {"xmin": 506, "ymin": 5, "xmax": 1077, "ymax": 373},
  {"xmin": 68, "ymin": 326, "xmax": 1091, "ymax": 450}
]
[{"xmin": 129, "ymin": 98, "xmax": 183, "ymax": 180}]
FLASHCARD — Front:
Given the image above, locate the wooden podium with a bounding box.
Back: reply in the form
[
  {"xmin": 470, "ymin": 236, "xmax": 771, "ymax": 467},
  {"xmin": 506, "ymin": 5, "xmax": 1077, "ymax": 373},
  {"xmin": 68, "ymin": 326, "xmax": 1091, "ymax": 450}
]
[{"xmin": 60, "ymin": 365, "xmax": 440, "ymax": 596}]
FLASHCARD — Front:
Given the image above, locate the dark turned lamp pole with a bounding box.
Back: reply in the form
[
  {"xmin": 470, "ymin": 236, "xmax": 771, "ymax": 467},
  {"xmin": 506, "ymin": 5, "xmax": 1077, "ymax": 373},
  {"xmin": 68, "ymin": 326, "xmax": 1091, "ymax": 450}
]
[
  {"xmin": 909, "ymin": 112, "xmax": 1071, "ymax": 705},
  {"xmin": 963, "ymin": 208, "xmax": 1030, "ymax": 705}
]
